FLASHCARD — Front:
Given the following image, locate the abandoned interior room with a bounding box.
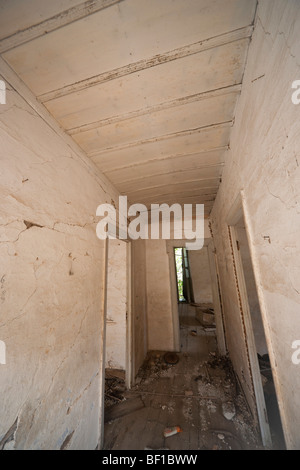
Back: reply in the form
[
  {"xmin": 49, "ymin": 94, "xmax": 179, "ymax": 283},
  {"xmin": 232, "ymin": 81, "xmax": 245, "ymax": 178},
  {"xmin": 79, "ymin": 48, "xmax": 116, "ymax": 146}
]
[{"xmin": 0, "ymin": 0, "xmax": 299, "ymax": 451}]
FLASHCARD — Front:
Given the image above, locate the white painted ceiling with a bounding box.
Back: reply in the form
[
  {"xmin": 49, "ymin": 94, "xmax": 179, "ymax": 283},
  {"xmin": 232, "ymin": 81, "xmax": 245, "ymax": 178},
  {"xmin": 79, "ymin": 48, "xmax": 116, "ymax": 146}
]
[{"xmin": 0, "ymin": 0, "xmax": 257, "ymax": 215}]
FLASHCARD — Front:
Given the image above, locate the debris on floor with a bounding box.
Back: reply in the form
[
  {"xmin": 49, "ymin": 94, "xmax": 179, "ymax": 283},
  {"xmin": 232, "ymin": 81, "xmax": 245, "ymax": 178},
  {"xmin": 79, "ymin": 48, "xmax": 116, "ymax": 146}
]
[
  {"xmin": 163, "ymin": 426, "xmax": 182, "ymax": 438},
  {"xmin": 164, "ymin": 352, "xmax": 179, "ymax": 365},
  {"xmin": 133, "ymin": 351, "xmax": 179, "ymax": 382},
  {"xmin": 194, "ymin": 304, "xmax": 216, "ymax": 328},
  {"xmin": 105, "ymin": 369, "xmax": 126, "ymax": 408},
  {"xmin": 257, "ymin": 354, "xmax": 286, "ymax": 449},
  {"xmin": 209, "ymin": 430, "xmax": 244, "ymax": 450},
  {"xmin": 222, "ymin": 401, "xmax": 236, "ymax": 421},
  {"xmin": 103, "ymin": 305, "xmax": 263, "ymax": 450}
]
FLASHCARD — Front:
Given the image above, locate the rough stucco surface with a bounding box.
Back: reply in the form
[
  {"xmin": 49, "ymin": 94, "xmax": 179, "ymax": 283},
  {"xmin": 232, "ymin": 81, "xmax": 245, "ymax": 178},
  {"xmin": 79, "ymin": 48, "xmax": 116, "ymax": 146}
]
[
  {"xmin": 0, "ymin": 82, "xmax": 119, "ymax": 449},
  {"xmin": 189, "ymin": 247, "xmax": 213, "ymax": 304},
  {"xmin": 105, "ymin": 239, "xmax": 127, "ymax": 370},
  {"xmin": 210, "ymin": 0, "xmax": 300, "ymax": 449}
]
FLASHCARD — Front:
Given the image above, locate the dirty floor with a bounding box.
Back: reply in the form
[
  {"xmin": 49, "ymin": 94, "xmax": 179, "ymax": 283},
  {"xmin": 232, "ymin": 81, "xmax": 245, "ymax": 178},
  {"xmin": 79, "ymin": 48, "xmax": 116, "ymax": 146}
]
[{"xmin": 103, "ymin": 304, "xmax": 263, "ymax": 450}]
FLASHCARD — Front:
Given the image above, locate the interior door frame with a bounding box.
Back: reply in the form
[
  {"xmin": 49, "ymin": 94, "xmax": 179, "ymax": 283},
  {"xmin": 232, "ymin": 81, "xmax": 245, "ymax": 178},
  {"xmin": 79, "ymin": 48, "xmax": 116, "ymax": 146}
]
[
  {"xmin": 98, "ymin": 232, "xmax": 133, "ymax": 449},
  {"xmin": 166, "ymin": 241, "xmax": 182, "ymax": 352},
  {"xmin": 98, "ymin": 237, "xmax": 108, "ymax": 450},
  {"xmin": 227, "ymin": 192, "xmax": 272, "ymax": 448},
  {"xmin": 166, "ymin": 238, "xmax": 226, "ymax": 354},
  {"xmin": 125, "ymin": 241, "xmax": 133, "ymax": 389},
  {"xmin": 207, "ymin": 239, "xmax": 227, "ymax": 356}
]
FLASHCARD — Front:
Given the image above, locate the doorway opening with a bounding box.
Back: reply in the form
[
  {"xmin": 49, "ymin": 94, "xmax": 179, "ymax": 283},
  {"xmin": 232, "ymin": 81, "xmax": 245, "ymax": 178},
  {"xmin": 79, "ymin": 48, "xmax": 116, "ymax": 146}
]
[
  {"xmin": 168, "ymin": 241, "xmax": 226, "ymax": 356},
  {"xmin": 229, "ymin": 207, "xmax": 286, "ymax": 449},
  {"xmin": 174, "ymin": 247, "xmax": 194, "ymax": 303},
  {"xmin": 172, "ymin": 244, "xmax": 219, "ymax": 350},
  {"xmin": 103, "ymin": 238, "xmax": 132, "ymax": 433}
]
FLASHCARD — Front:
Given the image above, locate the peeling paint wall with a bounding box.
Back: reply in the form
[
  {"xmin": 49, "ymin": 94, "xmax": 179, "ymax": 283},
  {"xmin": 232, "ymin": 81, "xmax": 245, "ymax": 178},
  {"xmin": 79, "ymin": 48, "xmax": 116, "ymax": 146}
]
[
  {"xmin": 0, "ymin": 79, "xmax": 119, "ymax": 449},
  {"xmin": 210, "ymin": 0, "xmax": 300, "ymax": 449},
  {"xmin": 189, "ymin": 247, "xmax": 213, "ymax": 304},
  {"xmin": 105, "ymin": 239, "xmax": 127, "ymax": 370}
]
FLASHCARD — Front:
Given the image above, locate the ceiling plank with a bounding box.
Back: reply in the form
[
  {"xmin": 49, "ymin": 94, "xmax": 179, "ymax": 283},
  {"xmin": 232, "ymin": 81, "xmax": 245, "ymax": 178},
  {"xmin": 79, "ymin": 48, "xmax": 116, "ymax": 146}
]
[
  {"xmin": 38, "ymin": 25, "xmax": 253, "ymax": 103},
  {"xmin": 118, "ymin": 167, "xmax": 223, "ymax": 193},
  {"xmin": 127, "ymin": 185, "xmax": 219, "ymax": 200},
  {"xmin": 144, "ymin": 194, "xmax": 216, "ymax": 205},
  {"xmin": 142, "ymin": 200, "xmax": 215, "ymax": 214},
  {"xmin": 91, "ymin": 125, "xmax": 230, "ymax": 172},
  {"xmin": 137, "ymin": 191, "xmax": 218, "ymax": 206},
  {"xmin": 136, "ymin": 185, "xmax": 219, "ymax": 200},
  {"xmin": 107, "ymin": 162, "xmax": 224, "ymax": 186},
  {"xmin": 68, "ymin": 84, "xmax": 241, "ymax": 135},
  {"xmin": 88, "ymin": 121, "xmax": 232, "ymax": 158},
  {"xmin": 124, "ymin": 179, "xmax": 221, "ymax": 201},
  {"xmin": 42, "ymin": 38, "xmax": 249, "ymax": 129},
  {"xmin": 73, "ymin": 97, "xmax": 236, "ymax": 153},
  {"xmin": 125, "ymin": 178, "xmax": 220, "ymax": 195},
  {"xmin": 0, "ymin": 0, "xmax": 124, "ymax": 54},
  {"xmin": 105, "ymin": 148, "xmax": 227, "ymax": 179}
]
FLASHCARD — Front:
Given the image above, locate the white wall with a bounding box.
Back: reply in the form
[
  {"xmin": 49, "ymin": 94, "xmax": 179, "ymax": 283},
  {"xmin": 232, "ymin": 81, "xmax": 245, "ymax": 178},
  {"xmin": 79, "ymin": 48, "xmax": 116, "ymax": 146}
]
[
  {"xmin": 189, "ymin": 247, "xmax": 213, "ymax": 304},
  {"xmin": 105, "ymin": 239, "xmax": 127, "ymax": 370},
  {"xmin": 145, "ymin": 239, "xmax": 174, "ymax": 351},
  {"xmin": 210, "ymin": 0, "xmax": 300, "ymax": 449},
  {"xmin": 0, "ymin": 74, "xmax": 119, "ymax": 449}
]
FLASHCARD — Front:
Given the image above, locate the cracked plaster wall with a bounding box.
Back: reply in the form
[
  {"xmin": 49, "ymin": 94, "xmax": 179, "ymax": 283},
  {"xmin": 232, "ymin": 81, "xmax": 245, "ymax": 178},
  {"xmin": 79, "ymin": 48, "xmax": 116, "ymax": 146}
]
[
  {"xmin": 0, "ymin": 79, "xmax": 119, "ymax": 449},
  {"xmin": 210, "ymin": 0, "xmax": 300, "ymax": 449}
]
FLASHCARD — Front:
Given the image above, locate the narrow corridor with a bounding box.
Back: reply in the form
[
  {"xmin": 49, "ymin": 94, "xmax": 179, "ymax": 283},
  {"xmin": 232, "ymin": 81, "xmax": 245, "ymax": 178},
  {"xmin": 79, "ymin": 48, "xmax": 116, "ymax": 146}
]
[{"xmin": 104, "ymin": 304, "xmax": 261, "ymax": 450}]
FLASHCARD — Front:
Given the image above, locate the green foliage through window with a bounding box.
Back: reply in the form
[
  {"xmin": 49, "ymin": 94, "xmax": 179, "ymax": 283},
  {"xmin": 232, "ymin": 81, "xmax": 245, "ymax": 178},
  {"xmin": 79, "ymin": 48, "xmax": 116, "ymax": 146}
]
[{"xmin": 175, "ymin": 248, "xmax": 185, "ymax": 302}]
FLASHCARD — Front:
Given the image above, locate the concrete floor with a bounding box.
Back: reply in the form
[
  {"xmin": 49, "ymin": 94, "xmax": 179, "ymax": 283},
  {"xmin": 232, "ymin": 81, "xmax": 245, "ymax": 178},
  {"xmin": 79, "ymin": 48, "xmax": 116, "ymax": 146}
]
[{"xmin": 103, "ymin": 304, "xmax": 262, "ymax": 450}]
